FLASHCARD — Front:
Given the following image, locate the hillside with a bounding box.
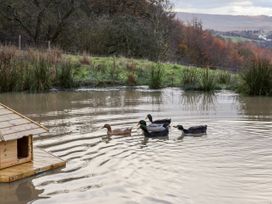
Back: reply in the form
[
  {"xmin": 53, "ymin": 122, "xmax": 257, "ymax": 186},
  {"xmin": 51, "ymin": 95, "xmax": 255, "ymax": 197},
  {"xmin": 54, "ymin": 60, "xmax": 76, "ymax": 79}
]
[
  {"xmin": 1, "ymin": 1, "xmax": 272, "ymax": 71},
  {"xmin": 176, "ymin": 12, "xmax": 272, "ymax": 32}
]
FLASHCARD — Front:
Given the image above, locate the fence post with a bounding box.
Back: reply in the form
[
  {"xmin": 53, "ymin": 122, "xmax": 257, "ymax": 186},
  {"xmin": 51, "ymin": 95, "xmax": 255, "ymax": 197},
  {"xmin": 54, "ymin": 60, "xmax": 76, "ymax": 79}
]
[
  {"xmin": 48, "ymin": 41, "xmax": 51, "ymax": 51},
  {"xmin": 18, "ymin": 35, "xmax": 21, "ymax": 50}
]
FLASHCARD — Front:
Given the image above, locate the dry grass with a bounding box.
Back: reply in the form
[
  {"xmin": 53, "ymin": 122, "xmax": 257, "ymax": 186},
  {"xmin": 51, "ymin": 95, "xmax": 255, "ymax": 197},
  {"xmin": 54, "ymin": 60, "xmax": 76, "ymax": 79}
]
[{"xmin": 0, "ymin": 46, "xmax": 74, "ymax": 92}]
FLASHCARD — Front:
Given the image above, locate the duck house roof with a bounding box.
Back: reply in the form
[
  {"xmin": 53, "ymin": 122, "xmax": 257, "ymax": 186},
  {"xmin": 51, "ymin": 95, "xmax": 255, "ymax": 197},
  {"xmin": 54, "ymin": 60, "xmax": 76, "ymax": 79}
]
[{"xmin": 0, "ymin": 103, "xmax": 48, "ymax": 142}]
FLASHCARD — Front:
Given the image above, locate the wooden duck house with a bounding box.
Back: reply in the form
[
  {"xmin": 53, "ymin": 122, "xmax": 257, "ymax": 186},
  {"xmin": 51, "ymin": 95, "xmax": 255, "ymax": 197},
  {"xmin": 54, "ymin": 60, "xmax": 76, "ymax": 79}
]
[{"xmin": 0, "ymin": 103, "xmax": 66, "ymax": 183}]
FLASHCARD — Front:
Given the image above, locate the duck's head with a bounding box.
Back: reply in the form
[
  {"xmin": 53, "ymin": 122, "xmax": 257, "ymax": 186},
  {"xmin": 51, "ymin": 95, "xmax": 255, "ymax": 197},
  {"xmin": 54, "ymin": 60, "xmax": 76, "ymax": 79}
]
[
  {"xmin": 137, "ymin": 120, "xmax": 148, "ymax": 132},
  {"xmin": 174, "ymin": 125, "xmax": 184, "ymax": 131},
  {"xmin": 138, "ymin": 120, "xmax": 147, "ymax": 127},
  {"xmin": 103, "ymin": 124, "xmax": 112, "ymax": 131},
  {"xmin": 146, "ymin": 114, "xmax": 153, "ymax": 122}
]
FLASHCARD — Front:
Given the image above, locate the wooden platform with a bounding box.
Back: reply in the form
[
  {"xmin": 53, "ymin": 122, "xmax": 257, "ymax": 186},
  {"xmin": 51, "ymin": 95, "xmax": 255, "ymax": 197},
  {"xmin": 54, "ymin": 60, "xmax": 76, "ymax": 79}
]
[{"xmin": 0, "ymin": 148, "xmax": 66, "ymax": 183}]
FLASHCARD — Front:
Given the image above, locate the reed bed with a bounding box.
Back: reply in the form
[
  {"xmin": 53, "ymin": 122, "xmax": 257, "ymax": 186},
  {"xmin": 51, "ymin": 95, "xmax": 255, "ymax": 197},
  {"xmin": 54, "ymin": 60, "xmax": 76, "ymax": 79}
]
[{"xmin": 239, "ymin": 58, "xmax": 272, "ymax": 96}]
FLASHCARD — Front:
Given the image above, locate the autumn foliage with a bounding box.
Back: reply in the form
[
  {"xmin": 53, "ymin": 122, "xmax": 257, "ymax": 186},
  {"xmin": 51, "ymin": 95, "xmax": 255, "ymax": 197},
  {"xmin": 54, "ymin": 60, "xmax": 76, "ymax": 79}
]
[
  {"xmin": 174, "ymin": 19, "xmax": 272, "ymax": 70},
  {"xmin": 0, "ymin": 0, "xmax": 272, "ymax": 71}
]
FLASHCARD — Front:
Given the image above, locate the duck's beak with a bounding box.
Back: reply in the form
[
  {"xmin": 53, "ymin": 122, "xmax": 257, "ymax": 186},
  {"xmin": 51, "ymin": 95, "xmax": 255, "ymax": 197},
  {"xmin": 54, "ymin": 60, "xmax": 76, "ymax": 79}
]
[{"xmin": 136, "ymin": 123, "xmax": 141, "ymax": 129}]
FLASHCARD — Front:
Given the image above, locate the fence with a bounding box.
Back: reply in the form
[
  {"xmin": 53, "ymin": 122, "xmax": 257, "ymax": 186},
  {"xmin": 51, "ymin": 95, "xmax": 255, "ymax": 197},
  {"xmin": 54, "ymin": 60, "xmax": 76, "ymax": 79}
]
[{"xmin": 0, "ymin": 35, "xmax": 51, "ymax": 51}]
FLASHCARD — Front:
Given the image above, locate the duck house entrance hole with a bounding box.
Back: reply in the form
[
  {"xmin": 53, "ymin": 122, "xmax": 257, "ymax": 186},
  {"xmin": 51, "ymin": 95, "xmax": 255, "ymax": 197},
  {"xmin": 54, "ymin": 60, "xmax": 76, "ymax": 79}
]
[{"xmin": 17, "ymin": 137, "xmax": 29, "ymax": 159}]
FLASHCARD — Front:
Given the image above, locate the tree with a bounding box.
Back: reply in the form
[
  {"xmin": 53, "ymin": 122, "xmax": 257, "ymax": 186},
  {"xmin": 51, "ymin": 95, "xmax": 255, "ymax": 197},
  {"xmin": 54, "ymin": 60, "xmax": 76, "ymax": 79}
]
[{"xmin": 0, "ymin": 0, "xmax": 79, "ymax": 43}]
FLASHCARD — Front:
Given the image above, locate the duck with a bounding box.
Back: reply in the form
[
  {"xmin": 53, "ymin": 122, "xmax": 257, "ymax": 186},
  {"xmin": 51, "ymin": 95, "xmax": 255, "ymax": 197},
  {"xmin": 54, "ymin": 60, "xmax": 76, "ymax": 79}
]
[
  {"xmin": 138, "ymin": 121, "xmax": 169, "ymax": 138},
  {"xmin": 103, "ymin": 124, "xmax": 132, "ymax": 136},
  {"xmin": 138, "ymin": 120, "xmax": 168, "ymax": 132},
  {"xmin": 146, "ymin": 114, "xmax": 171, "ymax": 126},
  {"xmin": 174, "ymin": 125, "xmax": 207, "ymax": 135}
]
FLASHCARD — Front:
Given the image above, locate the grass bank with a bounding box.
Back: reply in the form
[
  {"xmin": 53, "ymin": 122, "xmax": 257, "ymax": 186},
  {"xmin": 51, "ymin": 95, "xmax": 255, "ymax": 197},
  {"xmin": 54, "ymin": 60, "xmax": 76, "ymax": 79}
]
[
  {"xmin": 0, "ymin": 46, "xmax": 241, "ymax": 93},
  {"xmin": 67, "ymin": 54, "xmax": 239, "ymax": 91}
]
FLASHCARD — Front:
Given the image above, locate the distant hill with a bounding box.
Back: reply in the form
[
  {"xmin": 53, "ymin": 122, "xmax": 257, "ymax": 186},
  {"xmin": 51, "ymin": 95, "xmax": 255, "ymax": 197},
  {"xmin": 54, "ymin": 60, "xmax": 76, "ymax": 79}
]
[{"xmin": 176, "ymin": 12, "xmax": 272, "ymax": 32}]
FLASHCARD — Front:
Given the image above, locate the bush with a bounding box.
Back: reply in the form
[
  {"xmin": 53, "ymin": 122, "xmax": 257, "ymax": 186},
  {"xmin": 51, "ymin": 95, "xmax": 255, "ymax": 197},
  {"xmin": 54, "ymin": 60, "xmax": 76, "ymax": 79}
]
[
  {"xmin": 181, "ymin": 68, "xmax": 219, "ymax": 92},
  {"xmin": 126, "ymin": 61, "xmax": 137, "ymax": 85},
  {"xmin": 0, "ymin": 47, "xmax": 16, "ymax": 92},
  {"xmin": 56, "ymin": 62, "xmax": 75, "ymax": 88},
  {"xmin": 181, "ymin": 68, "xmax": 199, "ymax": 90},
  {"xmin": 28, "ymin": 57, "xmax": 53, "ymax": 92},
  {"xmin": 198, "ymin": 68, "xmax": 217, "ymax": 92},
  {"xmin": 239, "ymin": 58, "xmax": 272, "ymax": 96},
  {"xmin": 149, "ymin": 63, "xmax": 163, "ymax": 89},
  {"xmin": 0, "ymin": 46, "xmax": 68, "ymax": 92},
  {"xmin": 217, "ymin": 70, "xmax": 231, "ymax": 84}
]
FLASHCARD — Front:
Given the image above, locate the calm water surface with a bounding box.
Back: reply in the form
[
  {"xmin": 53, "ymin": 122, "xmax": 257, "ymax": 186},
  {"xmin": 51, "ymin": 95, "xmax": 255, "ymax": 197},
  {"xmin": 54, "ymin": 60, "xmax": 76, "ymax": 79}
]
[{"xmin": 0, "ymin": 87, "xmax": 272, "ymax": 204}]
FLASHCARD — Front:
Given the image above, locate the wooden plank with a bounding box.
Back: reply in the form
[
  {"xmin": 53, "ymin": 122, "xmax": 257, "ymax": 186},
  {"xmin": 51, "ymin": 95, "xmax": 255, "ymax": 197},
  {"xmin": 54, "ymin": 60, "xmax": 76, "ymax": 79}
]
[
  {"xmin": 0, "ymin": 103, "xmax": 48, "ymax": 132},
  {"xmin": 0, "ymin": 142, "xmax": 2, "ymax": 169},
  {"xmin": 0, "ymin": 148, "xmax": 66, "ymax": 183},
  {"xmin": 0, "ymin": 140, "xmax": 17, "ymax": 169},
  {"xmin": 0, "ymin": 137, "xmax": 33, "ymax": 170},
  {"xmin": 0, "ymin": 114, "xmax": 21, "ymax": 123},
  {"xmin": 1, "ymin": 123, "xmax": 40, "ymax": 135},
  {"xmin": 3, "ymin": 128, "xmax": 47, "ymax": 141},
  {"xmin": 0, "ymin": 109, "xmax": 13, "ymax": 116},
  {"xmin": 0, "ymin": 118, "xmax": 31, "ymax": 129}
]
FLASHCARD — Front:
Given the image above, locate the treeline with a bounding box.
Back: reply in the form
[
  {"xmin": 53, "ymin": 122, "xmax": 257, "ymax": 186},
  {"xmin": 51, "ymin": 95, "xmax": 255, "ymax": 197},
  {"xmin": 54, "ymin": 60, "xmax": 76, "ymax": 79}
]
[{"xmin": 0, "ymin": 0, "xmax": 271, "ymax": 70}]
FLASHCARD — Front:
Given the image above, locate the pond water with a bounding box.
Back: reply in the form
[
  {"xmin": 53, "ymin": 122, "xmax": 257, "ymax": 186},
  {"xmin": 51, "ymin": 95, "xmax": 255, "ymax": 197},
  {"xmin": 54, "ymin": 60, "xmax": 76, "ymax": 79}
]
[{"xmin": 0, "ymin": 87, "xmax": 272, "ymax": 204}]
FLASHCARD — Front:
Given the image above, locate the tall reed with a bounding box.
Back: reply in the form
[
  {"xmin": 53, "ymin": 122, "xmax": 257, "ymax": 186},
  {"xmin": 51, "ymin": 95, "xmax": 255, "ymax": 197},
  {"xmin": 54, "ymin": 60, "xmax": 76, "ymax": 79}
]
[
  {"xmin": 198, "ymin": 68, "xmax": 217, "ymax": 92},
  {"xmin": 0, "ymin": 46, "xmax": 63, "ymax": 92},
  {"xmin": 56, "ymin": 62, "xmax": 75, "ymax": 88},
  {"xmin": 181, "ymin": 68, "xmax": 199, "ymax": 89},
  {"xmin": 239, "ymin": 58, "xmax": 272, "ymax": 96},
  {"xmin": 149, "ymin": 63, "xmax": 163, "ymax": 89}
]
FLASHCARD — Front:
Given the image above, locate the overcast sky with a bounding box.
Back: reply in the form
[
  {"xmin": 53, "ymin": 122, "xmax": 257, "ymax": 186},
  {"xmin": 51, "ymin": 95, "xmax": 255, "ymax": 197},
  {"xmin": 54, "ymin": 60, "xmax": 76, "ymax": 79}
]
[{"xmin": 171, "ymin": 0, "xmax": 272, "ymax": 16}]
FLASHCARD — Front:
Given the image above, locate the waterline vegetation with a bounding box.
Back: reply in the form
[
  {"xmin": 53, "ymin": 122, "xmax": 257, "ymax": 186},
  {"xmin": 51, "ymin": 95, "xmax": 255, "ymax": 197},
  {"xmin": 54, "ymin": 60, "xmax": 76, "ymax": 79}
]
[
  {"xmin": 239, "ymin": 58, "xmax": 272, "ymax": 96},
  {"xmin": 0, "ymin": 46, "xmax": 270, "ymax": 95}
]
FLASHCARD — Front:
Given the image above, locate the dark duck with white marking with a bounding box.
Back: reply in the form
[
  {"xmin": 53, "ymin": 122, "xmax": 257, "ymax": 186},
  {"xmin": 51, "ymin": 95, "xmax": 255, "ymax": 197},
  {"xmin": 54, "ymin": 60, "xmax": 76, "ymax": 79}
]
[
  {"xmin": 146, "ymin": 114, "xmax": 171, "ymax": 127},
  {"xmin": 174, "ymin": 125, "xmax": 207, "ymax": 135},
  {"xmin": 138, "ymin": 120, "xmax": 169, "ymax": 138},
  {"xmin": 138, "ymin": 120, "xmax": 168, "ymax": 132}
]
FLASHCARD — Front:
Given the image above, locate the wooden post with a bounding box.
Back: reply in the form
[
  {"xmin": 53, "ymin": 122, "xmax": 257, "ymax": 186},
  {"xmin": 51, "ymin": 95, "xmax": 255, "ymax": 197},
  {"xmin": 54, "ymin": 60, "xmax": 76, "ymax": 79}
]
[
  {"xmin": 48, "ymin": 41, "xmax": 51, "ymax": 51},
  {"xmin": 18, "ymin": 35, "xmax": 21, "ymax": 50}
]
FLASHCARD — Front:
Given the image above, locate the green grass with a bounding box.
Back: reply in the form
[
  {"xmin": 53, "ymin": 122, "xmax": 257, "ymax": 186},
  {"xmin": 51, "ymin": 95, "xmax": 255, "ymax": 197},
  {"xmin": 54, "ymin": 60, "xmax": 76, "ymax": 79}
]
[
  {"xmin": 0, "ymin": 46, "xmax": 240, "ymax": 93},
  {"xmin": 221, "ymin": 35, "xmax": 252, "ymax": 43},
  {"xmin": 67, "ymin": 54, "xmax": 240, "ymax": 92}
]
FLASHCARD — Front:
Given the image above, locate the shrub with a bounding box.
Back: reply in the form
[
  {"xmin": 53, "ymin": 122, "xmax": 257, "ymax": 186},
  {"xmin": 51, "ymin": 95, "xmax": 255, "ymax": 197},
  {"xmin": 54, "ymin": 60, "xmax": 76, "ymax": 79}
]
[
  {"xmin": 198, "ymin": 68, "xmax": 217, "ymax": 92},
  {"xmin": 149, "ymin": 63, "xmax": 163, "ymax": 89},
  {"xmin": 127, "ymin": 61, "xmax": 137, "ymax": 85},
  {"xmin": 0, "ymin": 46, "xmax": 65, "ymax": 92},
  {"xmin": 239, "ymin": 58, "xmax": 272, "ymax": 96},
  {"xmin": 181, "ymin": 68, "xmax": 199, "ymax": 90},
  {"xmin": 127, "ymin": 73, "xmax": 137, "ymax": 85},
  {"xmin": 217, "ymin": 70, "xmax": 231, "ymax": 84},
  {"xmin": 56, "ymin": 62, "xmax": 75, "ymax": 88},
  {"xmin": 29, "ymin": 57, "xmax": 52, "ymax": 92},
  {"xmin": 108, "ymin": 57, "xmax": 122, "ymax": 82}
]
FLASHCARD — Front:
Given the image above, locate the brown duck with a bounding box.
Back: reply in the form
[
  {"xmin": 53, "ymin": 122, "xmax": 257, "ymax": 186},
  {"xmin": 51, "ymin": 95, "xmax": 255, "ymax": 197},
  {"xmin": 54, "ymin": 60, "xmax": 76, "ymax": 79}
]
[{"xmin": 103, "ymin": 124, "xmax": 132, "ymax": 136}]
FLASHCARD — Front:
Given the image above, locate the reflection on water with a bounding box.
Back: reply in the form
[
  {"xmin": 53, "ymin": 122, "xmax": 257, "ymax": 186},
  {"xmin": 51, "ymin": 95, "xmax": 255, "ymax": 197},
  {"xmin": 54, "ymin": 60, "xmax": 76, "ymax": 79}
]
[
  {"xmin": 239, "ymin": 96, "xmax": 272, "ymax": 119},
  {"xmin": 0, "ymin": 180, "xmax": 44, "ymax": 204},
  {"xmin": 180, "ymin": 91, "xmax": 217, "ymax": 112},
  {"xmin": 0, "ymin": 87, "xmax": 272, "ymax": 204}
]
